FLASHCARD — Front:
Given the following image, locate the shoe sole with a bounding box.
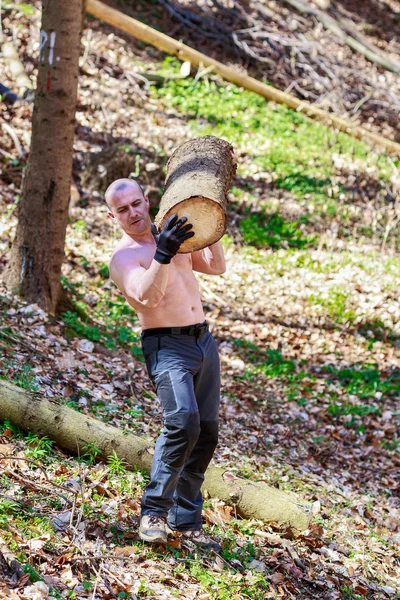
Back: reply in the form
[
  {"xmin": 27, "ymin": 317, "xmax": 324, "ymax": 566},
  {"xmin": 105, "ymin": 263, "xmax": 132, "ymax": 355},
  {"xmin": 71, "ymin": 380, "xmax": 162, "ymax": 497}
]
[{"xmin": 139, "ymin": 530, "xmax": 167, "ymax": 544}]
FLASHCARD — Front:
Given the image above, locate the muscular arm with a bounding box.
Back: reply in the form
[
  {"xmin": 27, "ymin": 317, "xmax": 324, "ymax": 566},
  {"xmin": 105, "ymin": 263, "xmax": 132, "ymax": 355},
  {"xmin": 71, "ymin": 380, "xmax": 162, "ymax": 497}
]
[
  {"xmin": 191, "ymin": 240, "xmax": 226, "ymax": 275},
  {"xmin": 110, "ymin": 248, "xmax": 169, "ymax": 309}
]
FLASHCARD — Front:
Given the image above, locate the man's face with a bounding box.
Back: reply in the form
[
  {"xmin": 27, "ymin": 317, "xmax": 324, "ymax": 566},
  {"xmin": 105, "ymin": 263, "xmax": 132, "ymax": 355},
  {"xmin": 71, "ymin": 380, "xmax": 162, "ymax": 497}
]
[{"xmin": 107, "ymin": 183, "xmax": 151, "ymax": 236}]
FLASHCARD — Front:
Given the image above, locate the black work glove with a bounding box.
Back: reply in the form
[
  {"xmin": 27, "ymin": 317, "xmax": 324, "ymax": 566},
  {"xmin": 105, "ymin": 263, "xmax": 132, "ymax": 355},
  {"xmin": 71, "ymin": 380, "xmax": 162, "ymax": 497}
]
[{"xmin": 153, "ymin": 214, "xmax": 194, "ymax": 264}]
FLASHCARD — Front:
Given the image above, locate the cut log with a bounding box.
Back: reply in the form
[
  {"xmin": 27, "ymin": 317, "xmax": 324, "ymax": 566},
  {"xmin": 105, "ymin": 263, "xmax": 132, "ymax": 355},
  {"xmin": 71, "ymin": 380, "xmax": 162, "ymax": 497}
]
[
  {"xmin": 155, "ymin": 136, "xmax": 237, "ymax": 253},
  {"xmin": 86, "ymin": 0, "xmax": 400, "ymax": 157},
  {"xmin": 0, "ymin": 380, "xmax": 311, "ymax": 531}
]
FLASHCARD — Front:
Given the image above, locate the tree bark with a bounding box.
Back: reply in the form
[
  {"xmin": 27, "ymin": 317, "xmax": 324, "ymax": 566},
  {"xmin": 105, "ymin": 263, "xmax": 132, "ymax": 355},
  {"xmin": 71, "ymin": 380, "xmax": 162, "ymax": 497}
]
[
  {"xmin": 0, "ymin": 380, "xmax": 311, "ymax": 531},
  {"xmin": 4, "ymin": 0, "xmax": 82, "ymax": 315},
  {"xmin": 155, "ymin": 136, "xmax": 237, "ymax": 253}
]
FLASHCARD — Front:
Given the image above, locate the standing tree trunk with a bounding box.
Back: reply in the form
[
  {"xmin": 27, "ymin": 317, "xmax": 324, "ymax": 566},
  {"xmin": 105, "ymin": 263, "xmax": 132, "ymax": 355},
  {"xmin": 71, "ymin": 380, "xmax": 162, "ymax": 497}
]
[
  {"xmin": 4, "ymin": 0, "xmax": 83, "ymax": 314},
  {"xmin": 155, "ymin": 136, "xmax": 237, "ymax": 253}
]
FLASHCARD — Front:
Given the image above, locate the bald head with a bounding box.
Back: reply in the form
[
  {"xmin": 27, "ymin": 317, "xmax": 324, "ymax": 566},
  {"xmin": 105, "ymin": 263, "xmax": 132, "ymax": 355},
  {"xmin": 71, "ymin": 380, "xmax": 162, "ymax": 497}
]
[
  {"xmin": 105, "ymin": 178, "xmax": 151, "ymax": 237},
  {"xmin": 105, "ymin": 178, "xmax": 145, "ymax": 209}
]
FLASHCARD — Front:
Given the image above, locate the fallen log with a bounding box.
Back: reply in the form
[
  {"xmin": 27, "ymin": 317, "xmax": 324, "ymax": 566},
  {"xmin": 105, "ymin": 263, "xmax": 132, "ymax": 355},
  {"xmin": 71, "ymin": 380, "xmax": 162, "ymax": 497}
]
[
  {"xmin": 0, "ymin": 380, "xmax": 311, "ymax": 531},
  {"xmin": 155, "ymin": 136, "xmax": 237, "ymax": 253},
  {"xmin": 86, "ymin": 0, "xmax": 400, "ymax": 158}
]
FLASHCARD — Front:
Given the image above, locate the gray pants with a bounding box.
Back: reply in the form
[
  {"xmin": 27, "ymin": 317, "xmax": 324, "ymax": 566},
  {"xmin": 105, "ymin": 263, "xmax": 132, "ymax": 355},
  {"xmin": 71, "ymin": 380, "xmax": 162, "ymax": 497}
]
[{"xmin": 140, "ymin": 321, "xmax": 220, "ymax": 531}]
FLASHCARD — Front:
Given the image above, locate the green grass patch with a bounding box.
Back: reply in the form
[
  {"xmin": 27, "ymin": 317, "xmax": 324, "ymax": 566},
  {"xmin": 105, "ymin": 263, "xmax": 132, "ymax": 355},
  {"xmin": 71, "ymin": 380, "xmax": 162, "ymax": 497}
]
[
  {"xmin": 25, "ymin": 433, "xmax": 55, "ymax": 460},
  {"xmin": 188, "ymin": 559, "xmax": 270, "ymax": 600},
  {"xmin": 240, "ymin": 211, "xmax": 315, "ymax": 249},
  {"xmin": 327, "ymin": 402, "xmax": 379, "ymax": 418},
  {"xmin": 240, "ymin": 248, "xmax": 400, "ymax": 277},
  {"xmin": 234, "ymin": 346, "xmax": 310, "ymax": 385},
  {"xmin": 0, "ymin": 496, "xmax": 55, "ymax": 541},
  {"xmin": 0, "ymin": 361, "xmax": 39, "ymax": 391},
  {"xmin": 308, "ymin": 287, "xmax": 357, "ymax": 324},
  {"xmin": 323, "ymin": 363, "xmax": 400, "ymax": 399},
  {"xmin": 231, "ymin": 340, "xmax": 399, "ymax": 422},
  {"xmin": 60, "ymin": 274, "xmax": 143, "ymax": 357},
  {"xmin": 61, "ymin": 311, "xmax": 142, "ymax": 358},
  {"xmin": 151, "ymin": 59, "xmax": 396, "ymax": 187}
]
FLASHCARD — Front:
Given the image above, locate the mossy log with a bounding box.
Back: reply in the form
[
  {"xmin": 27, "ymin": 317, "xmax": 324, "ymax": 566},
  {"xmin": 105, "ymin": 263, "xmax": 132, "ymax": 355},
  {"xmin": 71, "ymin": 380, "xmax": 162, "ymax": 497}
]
[
  {"xmin": 155, "ymin": 136, "xmax": 237, "ymax": 253},
  {"xmin": 0, "ymin": 380, "xmax": 311, "ymax": 531}
]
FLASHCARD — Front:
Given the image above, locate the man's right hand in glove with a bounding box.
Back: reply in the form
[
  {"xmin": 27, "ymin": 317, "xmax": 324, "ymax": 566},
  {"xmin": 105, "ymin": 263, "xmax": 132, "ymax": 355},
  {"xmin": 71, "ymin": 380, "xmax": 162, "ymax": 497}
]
[{"xmin": 154, "ymin": 214, "xmax": 195, "ymax": 265}]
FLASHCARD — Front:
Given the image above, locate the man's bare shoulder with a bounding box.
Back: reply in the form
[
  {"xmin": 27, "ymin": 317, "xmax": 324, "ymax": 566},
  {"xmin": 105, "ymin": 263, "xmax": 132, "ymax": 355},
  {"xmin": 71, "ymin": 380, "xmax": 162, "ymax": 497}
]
[
  {"xmin": 110, "ymin": 244, "xmax": 140, "ymax": 276},
  {"xmin": 111, "ymin": 244, "xmax": 137, "ymax": 262},
  {"xmin": 108, "ymin": 233, "xmax": 135, "ymax": 269}
]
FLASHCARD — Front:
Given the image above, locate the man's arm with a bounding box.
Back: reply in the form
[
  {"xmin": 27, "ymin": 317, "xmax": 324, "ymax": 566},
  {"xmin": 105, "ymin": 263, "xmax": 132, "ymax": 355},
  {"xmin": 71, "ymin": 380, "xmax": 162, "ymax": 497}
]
[
  {"xmin": 191, "ymin": 241, "xmax": 226, "ymax": 275},
  {"xmin": 110, "ymin": 214, "xmax": 195, "ymax": 309},
  {"xmin": 110, "ymin": 249, "xmax": 169, "ymax": 309}
]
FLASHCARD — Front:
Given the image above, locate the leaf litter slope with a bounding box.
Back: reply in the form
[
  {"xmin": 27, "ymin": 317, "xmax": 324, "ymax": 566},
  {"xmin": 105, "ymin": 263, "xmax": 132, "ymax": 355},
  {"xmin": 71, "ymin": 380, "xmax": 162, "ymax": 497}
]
[{"xmin": 0, "ymin": 2, "xmax": 399, "ymax": 599}]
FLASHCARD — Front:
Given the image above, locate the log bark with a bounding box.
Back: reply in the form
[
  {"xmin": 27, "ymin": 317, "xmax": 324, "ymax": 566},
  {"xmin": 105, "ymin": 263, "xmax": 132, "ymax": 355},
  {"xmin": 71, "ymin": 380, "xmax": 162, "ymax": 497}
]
[
  {"xmin": 86, "ymin": 0, "xmax": 400, "ymax": 158},
  {"xmin": 0, "ymin": 380, "xmax": 311, "ymax": 531},
  {"xmin": 155, "ymin": 136, "xmax": 237, "ymax": 253}
]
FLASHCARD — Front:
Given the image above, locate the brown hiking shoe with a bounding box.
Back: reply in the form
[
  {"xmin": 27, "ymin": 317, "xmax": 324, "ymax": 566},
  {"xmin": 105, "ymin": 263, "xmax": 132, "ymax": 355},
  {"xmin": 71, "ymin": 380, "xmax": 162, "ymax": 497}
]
[
  {"xmin": 180, "ymin": 529, "xmax": 222, "ymax": 552},
  {"xmin": 139, "ymin": 515, "xmax": 167, "ymax": 544}
]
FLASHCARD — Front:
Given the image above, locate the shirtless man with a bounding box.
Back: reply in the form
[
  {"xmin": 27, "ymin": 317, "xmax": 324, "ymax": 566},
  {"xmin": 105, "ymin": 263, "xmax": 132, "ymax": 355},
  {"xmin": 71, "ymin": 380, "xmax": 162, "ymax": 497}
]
[{"xmin": 106, "ymin": 178, "xmax": 225, "ymax": 549}]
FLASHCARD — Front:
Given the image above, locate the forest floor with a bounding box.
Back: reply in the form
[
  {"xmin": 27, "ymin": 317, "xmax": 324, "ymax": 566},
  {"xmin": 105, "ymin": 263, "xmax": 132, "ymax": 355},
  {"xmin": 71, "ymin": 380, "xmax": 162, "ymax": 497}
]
[{"xmin": 0, "ymin": 1, "xmax": 399, "ymax": 599}]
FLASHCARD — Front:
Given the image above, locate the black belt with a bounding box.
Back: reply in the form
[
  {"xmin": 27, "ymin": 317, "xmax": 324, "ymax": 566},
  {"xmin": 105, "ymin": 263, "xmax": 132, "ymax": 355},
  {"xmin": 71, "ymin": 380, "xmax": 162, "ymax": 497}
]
[{"xmin": 141, "ymin": 321, "xmax": 208, "ymax": 340}]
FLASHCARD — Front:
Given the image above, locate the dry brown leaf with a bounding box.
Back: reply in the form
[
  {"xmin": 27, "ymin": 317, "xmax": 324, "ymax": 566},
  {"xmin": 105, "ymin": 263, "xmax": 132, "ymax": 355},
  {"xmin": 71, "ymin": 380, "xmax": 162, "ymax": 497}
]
[
  {"xmin": 354, "ymin": 583, "xmax": 369, "ymax": 595},
  {"xmin": 56, "ymin": 352, "xmax": 79, "ymax": 370},
  {"xmin": 271, "ymin": 572, "xmax": 285, "ymax": 584},
  {"xmin": 126, "ymin": 499, "xmax": 140, "ymax": 512},
  {"xmin": 114, "ymin": 546, "xmax": 137, "ymax": 557},
  {"xmin": 166, "ymin": 537, "xmax": 181, "ymax": 549},
  {"xmin": 117, "ymin": 505, "xmax": 128, "ymax": 520},
  {"xmin": 0, "ymin": 443, "xmax": 15, "ymax": 455}
]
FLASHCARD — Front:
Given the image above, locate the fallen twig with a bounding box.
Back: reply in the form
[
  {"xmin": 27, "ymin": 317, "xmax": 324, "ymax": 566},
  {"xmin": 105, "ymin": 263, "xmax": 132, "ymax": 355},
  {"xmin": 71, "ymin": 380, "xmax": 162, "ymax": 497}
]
[
  {"xmin": 0, "ymin": 455, "xmax": 78, "ymax": 506},
  {"xmin": 90, "ymin": 560, "xmax": 103, "ymax": 600}
]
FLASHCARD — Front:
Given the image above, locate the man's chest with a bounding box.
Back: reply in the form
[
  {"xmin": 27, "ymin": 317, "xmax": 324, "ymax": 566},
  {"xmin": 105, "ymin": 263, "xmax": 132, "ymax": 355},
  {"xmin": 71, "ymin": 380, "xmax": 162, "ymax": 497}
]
[{"xmin": 139, "ymin": 247, "xmax": 191, "ymax": 269}]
